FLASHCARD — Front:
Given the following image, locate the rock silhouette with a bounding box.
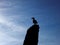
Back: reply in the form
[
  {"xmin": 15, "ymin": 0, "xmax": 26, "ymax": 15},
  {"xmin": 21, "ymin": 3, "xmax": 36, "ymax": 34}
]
[{"xmin": 23, "ymin": 24, "xmax": 39, "ymax": 45}]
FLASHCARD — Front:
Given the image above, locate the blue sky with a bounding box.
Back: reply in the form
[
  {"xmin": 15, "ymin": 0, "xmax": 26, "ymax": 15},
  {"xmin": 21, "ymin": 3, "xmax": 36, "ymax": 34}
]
[{"xmin": 0, "ymin": 0, "xmax": 60, "ymax": 45}]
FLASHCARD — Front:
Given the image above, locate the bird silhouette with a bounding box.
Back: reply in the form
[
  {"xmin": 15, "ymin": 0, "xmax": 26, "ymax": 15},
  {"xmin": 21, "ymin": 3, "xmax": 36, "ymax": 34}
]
[{"xmin": 32, "ymin": 17, "xmax": 38, "ymax": 25}]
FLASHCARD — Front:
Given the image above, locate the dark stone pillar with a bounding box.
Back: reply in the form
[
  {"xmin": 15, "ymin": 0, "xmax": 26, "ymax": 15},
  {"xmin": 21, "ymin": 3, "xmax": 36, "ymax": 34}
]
[{"xmin": 23, "ymin": 25, "xmax": 40, "ymax": 45}]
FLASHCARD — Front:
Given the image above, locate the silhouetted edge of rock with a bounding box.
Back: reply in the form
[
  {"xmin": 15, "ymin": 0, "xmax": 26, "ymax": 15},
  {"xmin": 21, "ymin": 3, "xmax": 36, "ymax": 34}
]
[{"xmin": 23, "ymin": 25, "xmax": 40, "ymax": 45}]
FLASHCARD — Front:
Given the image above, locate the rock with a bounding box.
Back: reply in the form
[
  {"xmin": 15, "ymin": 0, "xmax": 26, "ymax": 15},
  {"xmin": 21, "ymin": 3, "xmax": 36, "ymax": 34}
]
[{"xmin": 23, "ymin": 25, "xmax": 40, "ymax": 45}]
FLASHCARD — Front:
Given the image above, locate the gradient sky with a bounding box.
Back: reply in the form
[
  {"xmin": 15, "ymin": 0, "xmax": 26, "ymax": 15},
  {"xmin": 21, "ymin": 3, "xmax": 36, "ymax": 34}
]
[{"xmin": 0, "ymin": 0, "xmax": 60, "ymax": 45}]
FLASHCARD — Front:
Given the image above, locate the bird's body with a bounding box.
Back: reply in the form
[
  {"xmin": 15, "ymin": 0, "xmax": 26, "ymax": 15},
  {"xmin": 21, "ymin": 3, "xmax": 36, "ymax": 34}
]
[{"xmin": 33, "ymin": 19, "xmax": 37, "ymax": 25}]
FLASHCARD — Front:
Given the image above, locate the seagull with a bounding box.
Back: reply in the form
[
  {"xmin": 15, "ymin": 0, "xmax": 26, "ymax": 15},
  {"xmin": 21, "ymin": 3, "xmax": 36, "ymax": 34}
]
[{"xmin": 32, "ymin": 17, "xmax": 38, "ymax": 25}]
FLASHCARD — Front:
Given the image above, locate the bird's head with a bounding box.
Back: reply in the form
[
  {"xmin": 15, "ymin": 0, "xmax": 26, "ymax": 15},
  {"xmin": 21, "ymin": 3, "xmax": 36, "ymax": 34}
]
[{"xmin": 32, "ymin": 17, "xmax": 35, "ymax": 20}]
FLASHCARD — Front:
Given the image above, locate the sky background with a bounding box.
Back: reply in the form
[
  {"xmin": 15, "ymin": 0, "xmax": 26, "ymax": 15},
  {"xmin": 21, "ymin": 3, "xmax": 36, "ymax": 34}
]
[{"xmin": 0, "ymin": 0, "xmax": 60, "ymax": 45}]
